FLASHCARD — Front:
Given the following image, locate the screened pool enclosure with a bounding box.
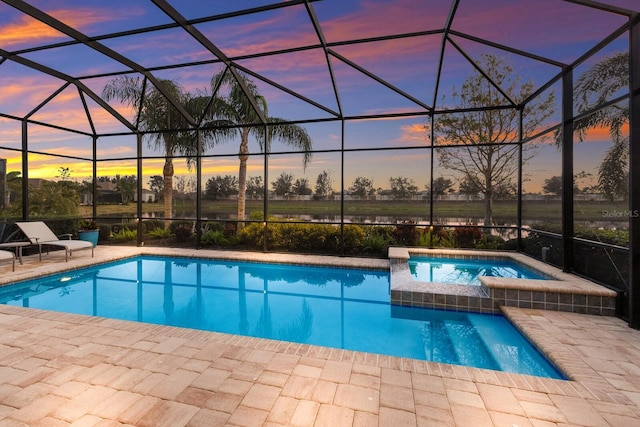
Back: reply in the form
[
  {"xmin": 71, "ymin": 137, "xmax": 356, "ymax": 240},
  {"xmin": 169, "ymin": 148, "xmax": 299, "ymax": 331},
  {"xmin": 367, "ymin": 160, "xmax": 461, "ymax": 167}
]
[{"xmin": 0, "ymin": 0, "xmax": 639, "ymax": 326}]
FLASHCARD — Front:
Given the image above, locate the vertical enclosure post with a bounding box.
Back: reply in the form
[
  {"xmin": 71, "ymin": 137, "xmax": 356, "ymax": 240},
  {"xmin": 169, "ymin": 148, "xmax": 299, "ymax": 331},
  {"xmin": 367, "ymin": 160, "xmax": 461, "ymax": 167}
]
[
  {"xmin": 561, "ymin": 69, "xmax": 574, "ymax": 273},
  {"xmin": 195, "ymin": 130, "xmax": 202, "ymax": 248},
  {"xmin": 628, "ymin": 15, "xmax": 640, "ymax": 328},
  {"xmin": 136, "ymin": 133, "xmax": 143, "ymax": 247},
  {"xmin": 21, "ymin": 120, "xmax": 28, "ymax": 220}
]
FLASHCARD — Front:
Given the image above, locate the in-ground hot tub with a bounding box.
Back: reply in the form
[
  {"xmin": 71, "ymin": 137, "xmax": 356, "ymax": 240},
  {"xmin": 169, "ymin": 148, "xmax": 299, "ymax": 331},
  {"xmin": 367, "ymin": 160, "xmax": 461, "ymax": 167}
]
[{"xmin": 389, "ymin": 247, "xmax": 617, "ymax": 315}]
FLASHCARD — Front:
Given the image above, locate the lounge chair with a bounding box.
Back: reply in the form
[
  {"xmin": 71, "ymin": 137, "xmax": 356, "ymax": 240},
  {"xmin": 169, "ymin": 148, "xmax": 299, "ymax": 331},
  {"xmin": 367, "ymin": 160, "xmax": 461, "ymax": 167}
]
[
  {"xmin": 0, "ymin": 249, "xmax": 15, "ymax": 271},
  {"xmin": 16, "ymin": 221, "xmax": 94, "ymax": 262}
]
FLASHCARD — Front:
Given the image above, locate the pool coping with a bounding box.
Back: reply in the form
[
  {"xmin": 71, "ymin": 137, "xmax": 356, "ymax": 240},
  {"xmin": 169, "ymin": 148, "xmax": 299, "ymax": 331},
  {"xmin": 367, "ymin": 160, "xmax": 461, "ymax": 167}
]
[{"xmin": 389, "ymin": 247, "xmax": 617, "ymax": 315}]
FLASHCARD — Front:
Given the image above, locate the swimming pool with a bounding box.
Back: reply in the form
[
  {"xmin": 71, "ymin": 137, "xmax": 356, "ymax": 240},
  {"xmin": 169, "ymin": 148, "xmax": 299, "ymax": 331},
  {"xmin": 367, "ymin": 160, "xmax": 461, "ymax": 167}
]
[
  {"xmin": 0, "ymin": 255, "xmax": 564, "ymax": 379},
  {"xmin": 409, "ymin": 256, "xmax": 548, "ymax": 286}
]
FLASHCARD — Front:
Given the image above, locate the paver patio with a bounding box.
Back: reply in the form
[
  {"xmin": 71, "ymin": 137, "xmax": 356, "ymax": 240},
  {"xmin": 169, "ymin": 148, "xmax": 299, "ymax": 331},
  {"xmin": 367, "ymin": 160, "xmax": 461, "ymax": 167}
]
[{"xmin": 0, "ymin": 246, "xmax": 638, "ymax": 426}]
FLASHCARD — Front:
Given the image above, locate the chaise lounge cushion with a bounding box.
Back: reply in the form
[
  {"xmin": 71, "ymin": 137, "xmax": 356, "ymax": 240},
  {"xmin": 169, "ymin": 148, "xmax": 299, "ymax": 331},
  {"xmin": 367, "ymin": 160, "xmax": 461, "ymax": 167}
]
[{"xmin": 16, "ymin": 221, "xmax": 94, "ymax": 262}]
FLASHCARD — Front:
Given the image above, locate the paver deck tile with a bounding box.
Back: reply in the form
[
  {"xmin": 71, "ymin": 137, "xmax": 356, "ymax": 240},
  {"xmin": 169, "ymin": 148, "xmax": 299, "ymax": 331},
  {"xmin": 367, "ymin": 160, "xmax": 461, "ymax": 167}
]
[
  {"xmin": 333, "ymin": 383, "xmax": 379, "ymax": 413},
  {"xmin": 281, "ymin": 375, "xmax": 318, "ymax": 400},
  {"xmin": 240, "ymin": 383, "xmax": 281, "ymax": 411},
  {"xmin": 2, "ymin": 382, "xmax": 55, "ymax": 409},
  {"xmin": 147, "ymin": 369, "xmax": 199, "ymax": 400},
  {"xmin": 477, "ymin": 382, "xmax": 525, "ymax": 415},
  {"xmin": 352, "ymin": 410, "xmax": 378, "ymax": 427},
  {"xmin": 548, "ymin": 394, "xmax": 609, "ymax": 427},
  {"xmin": 8, "ymin": 394, "xmax": 68, "ymax": 425},
  {"xmin": 185, "ymin": 408, "xmax": 230, "ymax": 427},
  {"xmin": 53, "ymin": 384, "xmax": 117, "ymax": 422},
  {"xmin": 130, "ymin": 372, "xmax": 167, "ymax": 395},
  {"xmin": 415, "ymin": 405, "xmax": 455, "ymax": 426},
  {"xmin": 488, "ymin": 410, "xmax": 535, "ymax": 427},
  {"xmin": 446, "ymin": 388, "xmax": 485, "ymax": 410},
  {"xmin": 319, "ymin": 360, "xmax": 352, "ymax": 383},
  {"xmin": 378, "ymin": 407, "xmax": 416, "ymax": 426},
  {"xmin": 289, "ymin": 400, "xmax": 320, "ymax": 426},
  {"xmin": 450, "ymin": 404, "xmax": 494, "ymax": 427},
  {"xmin": 90, "ymin": 390, "xmax": 144, "ymax": 420},
  {"xmin": 379, "ymin": 383, "xmax": 414, "ymax": 412},
  {"xmin": 226, "ymin": 404, "xmax": 269, "ymax": 426},
  {"xmin": 314, "ymin": 404, "xmax": 354, "ymax": 426},
  {"xmin": 189, "ymin": 367, "xmax": 229, "ymax": 391},
  {"xmin": 311, "ymin": 379, "xmax": 338, "ymax": 403},
  {"xmin": 413, "ymin": 389, "xmax": 450, "ymax": 411},
  {"xmin": 266, "ymin": 395, "xmax": 298, "ymax": 424},
  {"xmin": 202, "ymin": 390, "xmax": 242, "ymax": 413},
  {"xmin": 217, "ymin": 377, "xmax": 253, "ymax": 396},
  {"xmin": 136, "ymin": 400, "xmax": 199, "ymax": 427}
]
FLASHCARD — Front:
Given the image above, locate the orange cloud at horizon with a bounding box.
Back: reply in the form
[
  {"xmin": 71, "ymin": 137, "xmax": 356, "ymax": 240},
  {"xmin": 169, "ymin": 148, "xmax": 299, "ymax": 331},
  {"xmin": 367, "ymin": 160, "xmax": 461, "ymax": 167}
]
[
  {"xmin": 397, "ymin": 123, "xmax": 429, "ymax": 145},
  {"xmin": 0, "ymin": 8, "xmax": 118, "ymax": 48},
  {"xmin": 0, "ymin": 15, "xmax": 64, "ymax": 47}
]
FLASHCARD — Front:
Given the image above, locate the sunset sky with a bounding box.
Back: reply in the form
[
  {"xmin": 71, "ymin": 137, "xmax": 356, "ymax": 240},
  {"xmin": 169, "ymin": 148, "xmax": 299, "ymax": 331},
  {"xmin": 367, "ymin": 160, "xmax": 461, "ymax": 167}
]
[{"xmin": 0, "ymin": 0, "xmax": 637, "ymax": 193}]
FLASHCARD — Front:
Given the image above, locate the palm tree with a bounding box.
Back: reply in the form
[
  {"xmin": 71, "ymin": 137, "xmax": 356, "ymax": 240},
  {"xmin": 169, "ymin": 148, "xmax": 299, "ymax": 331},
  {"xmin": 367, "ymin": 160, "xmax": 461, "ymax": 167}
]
[
  {"xmin": 206, "ymin": 69, "xmax": 313, "ymax": 229},
  {"xmin": 102, "ymin": 77, "xmax": 213, "ymax": 222},
  {"xmin": 573, "ymin": 51, "xmax": 629, "ymax": 200}
]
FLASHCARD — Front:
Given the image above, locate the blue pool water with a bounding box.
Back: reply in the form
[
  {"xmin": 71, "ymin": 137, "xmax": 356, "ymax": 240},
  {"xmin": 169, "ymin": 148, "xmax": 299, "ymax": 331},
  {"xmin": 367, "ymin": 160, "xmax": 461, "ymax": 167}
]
[
  {"xmin": 409, "ymin": 256, "xmax": 548, "ymax": 286},
  {"xmin": 0, "ymin": 256, "xmax": 564, "ymax": 379}
]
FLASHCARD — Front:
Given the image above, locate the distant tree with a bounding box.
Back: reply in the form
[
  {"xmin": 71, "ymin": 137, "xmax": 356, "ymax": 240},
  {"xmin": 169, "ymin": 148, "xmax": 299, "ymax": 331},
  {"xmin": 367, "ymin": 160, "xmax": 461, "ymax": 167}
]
[
  {"xmin": 246, "ymin": 176, "xmax": 264, "ymax": 199},
  {"xmin": 430, "ymin": 177, "xmax": 453, "ymax": 196},
  {"xmin": 6, "ymin": 171, "xmax": 22, "ymax": 206},
  {"xmin": 572, "ymin": 51, "xmax": 629, "ymax": 201},
  {"xmin": 114, "ymin": 175, "xmax": 137, "ymax": 204},
  {"xmin": 205, "ymin": 175, "xmax": 239, "ymax": 200},
  {"xmin": 349, "ymin": 176, "xmax": 376, "ymax": 197},
  {"xmin": 177, "ymin": 176, "xmax": 196, "ymax": 194},
  {"xmin": 27, "ymin": 180, "xmax": 80, "ymax": 217},
  {"xmin": 432, "ymin": 54, "xmax": 555, "ymax": 225},
  {"xmin": 493, "ymin": 182, "xmax": 517, "ymax": 199},
  {"xmin": 148, "ymin": 175, "xmax": 164, "ymax": 199},
  {"xmin": 57, "ymin": 166, "xmax": 72, "ymax": 180},
  {"xmin": 314, "ymin": 170, "xmax": 334, "ymax": 199},
  {"xmin": 458, "ymin": 177, "xmax": 481, "ymax": 196},
  {"xmin": 389, "ymin": 176, "xmax": 418, "ymax": 199},
  {"xmin": 293, "ymin": 178, "xmax": 312, "ymax": 196},
  {"xmin": 573, "ymin": 170, "xmax": 594, "ymax": 194},
  {"xmin": 272, "ymin": 172, "xmax": 294, "ymax": 196},
  {"xmin": 542, "ymin": 176, "xmax": 563, "ymax": 196}
]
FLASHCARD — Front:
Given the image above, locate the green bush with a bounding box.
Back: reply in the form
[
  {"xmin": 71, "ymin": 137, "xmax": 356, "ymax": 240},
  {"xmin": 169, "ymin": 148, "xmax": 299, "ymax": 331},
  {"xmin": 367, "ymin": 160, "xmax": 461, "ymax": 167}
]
[
  {"xmin": 148, "ymin": 227, "xmax": 172, "ymax": 239},
  {"xmin": 454, "ymin": 227, "xmax": 483, "ymax": 248},
  {"xmin": 475, "ymin": 234, "xmax": 505, "ymax": 249},
  {"xmin": 417, "ymin": 229, "xmax": 440, "ymax": 247},
  {"xmin": 201, "ymin": 230, "xmax": 230, "ymax": 247},
  {"xmin": 170, "ymin": 220, "xmax": 193, "ymax": 242},
  {"xmin": 111, "ymin": 227, "xmax": 137, "ymax": 241},
  {"xmin": 392, "ymin": 220, "xmax": 419, "ymax": 246},
  {"xmin": 342, "ymin": 225, "xmax": 366, "ymax": 254},
  {"xmin": 238, "ymin": 222, "xmax": 271, "ymax": 250},
  {"xmin": 362, "ymin": 227, "xmax": 391, "ymax": 255},
  {"xmin": 143, "ymin": 219, "xmax": 164, "ymax": 232}
]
